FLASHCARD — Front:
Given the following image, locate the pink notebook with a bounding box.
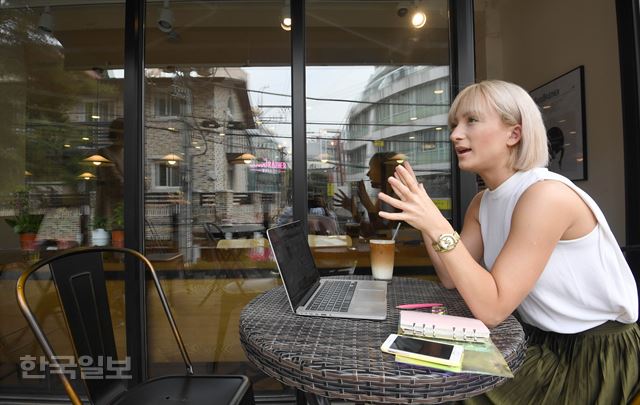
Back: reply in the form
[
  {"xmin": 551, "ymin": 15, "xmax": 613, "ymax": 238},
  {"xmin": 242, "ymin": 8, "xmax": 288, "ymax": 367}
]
[{"xmin": 399, "ymin": 310, "xmax": 490, "ymax": 342}]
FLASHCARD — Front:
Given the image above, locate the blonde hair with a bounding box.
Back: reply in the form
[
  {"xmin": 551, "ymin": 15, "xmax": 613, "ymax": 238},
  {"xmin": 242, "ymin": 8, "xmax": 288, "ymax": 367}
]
[{"xmin": 448, "ymin": 80, "xmax": 549, "ymax": 170}]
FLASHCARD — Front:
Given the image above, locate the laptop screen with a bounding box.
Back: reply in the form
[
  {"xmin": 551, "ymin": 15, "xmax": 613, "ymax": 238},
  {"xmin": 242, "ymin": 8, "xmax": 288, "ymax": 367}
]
[{"xmin": 267, "ymin": 221, "xmax": 319, "ymax": 309}]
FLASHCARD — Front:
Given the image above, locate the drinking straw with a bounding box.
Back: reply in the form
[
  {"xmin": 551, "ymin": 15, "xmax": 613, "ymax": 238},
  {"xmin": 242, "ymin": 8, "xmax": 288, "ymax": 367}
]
[{"xmin": 391, "ymin": 223, "xmax": 402, "ymax": 241}]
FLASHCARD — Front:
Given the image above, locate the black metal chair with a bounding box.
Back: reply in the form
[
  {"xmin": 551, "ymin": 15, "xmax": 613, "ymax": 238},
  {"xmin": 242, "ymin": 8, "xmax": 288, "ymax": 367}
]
[
  {"xmin": 16, "ymin": 246, "xmax": 254, "ymax": 405},
  {"xmin": 204, "ymin": 222, "xmax": 225, "ymax": 241}
]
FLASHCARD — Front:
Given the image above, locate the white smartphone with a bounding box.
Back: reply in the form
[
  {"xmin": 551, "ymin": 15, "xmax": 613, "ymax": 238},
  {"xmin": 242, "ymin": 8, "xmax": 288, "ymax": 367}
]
[{"xmin": 380, "ymin": 334, "xmax": 464, "ymax": 367}]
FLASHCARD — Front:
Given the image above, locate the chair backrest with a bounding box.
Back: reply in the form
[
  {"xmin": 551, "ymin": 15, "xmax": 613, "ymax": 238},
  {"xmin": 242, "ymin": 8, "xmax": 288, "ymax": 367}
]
[
  {"xmin": 204, "ymin": 222, "xmax": 225, "ymax": 241},
  {"xmin": 16, "ymin": 247, "xmax": 194, "ymax": 405},
  {"xmin": 49, "ymin": 251, "xmax": 123, "ymax": 404}
]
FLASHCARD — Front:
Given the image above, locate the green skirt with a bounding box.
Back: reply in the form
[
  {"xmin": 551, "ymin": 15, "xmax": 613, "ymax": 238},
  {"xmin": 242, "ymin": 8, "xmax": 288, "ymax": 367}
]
[{"xmin": 465, "ymin": 321, "xmax": 640, "ymax": 405}]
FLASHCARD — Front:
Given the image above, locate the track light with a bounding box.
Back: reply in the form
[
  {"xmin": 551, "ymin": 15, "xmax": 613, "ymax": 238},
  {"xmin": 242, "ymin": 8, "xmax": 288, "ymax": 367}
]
[
  {"xmin": 280, "ymin": 3, "xmax": 291, "ymax": 31},
  {"xmin": 38, "ymin": 6, "xmax": 54, "ymax": 33},
  {"xmin": 157, "ymin": 0, "xmax": 174, "ymax": 33},
  {"xmin": 396, "ymin": 1, "xmax": 411, "ymax": 17}
]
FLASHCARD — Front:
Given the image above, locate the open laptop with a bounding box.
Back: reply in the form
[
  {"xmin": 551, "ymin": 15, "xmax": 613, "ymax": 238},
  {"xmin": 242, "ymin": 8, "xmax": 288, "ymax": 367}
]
[{"xmin": 267, "ymin": 221, "xmax": 387, "ymax": 320}]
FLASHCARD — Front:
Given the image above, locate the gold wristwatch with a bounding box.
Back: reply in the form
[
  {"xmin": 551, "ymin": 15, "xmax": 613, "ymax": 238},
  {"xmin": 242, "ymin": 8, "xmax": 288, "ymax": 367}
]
[{"xmin": 432, "ymin": 231, "xmax": 460, "ymax": 253}]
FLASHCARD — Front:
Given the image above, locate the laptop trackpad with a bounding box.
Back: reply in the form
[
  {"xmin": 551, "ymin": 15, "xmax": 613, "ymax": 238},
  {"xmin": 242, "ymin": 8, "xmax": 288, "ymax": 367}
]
[{"xmin": 348, "ymin": 281, "xmax": 387, "ymax": 314}]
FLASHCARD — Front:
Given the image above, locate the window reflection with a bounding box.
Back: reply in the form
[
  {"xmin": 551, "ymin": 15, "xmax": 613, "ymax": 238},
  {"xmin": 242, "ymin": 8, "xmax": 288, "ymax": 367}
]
[
  {"xmin": 0, "ymin": 2, "xmax": 126, "ymax": 397},
  {"xmin": 306, "ymin": 0, "xmax": 451, "ymax": 273}
]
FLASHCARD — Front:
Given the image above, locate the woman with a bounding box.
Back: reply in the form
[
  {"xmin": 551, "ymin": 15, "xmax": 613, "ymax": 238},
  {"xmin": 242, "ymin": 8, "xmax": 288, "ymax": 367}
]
[
  {"xmin": 333, "ymin": 151, "xmax": 401, "ymax": 236},
  {"xmin": 378, "ymin": 80, "xmax": 639, "ymax": 404}
]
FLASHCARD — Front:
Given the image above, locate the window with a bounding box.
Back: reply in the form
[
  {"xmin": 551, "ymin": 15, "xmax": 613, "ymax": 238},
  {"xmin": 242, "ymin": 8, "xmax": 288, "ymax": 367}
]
[
  {"xmin": 155, "ymin": 94, "xmax": 185, "ymax": 117},
  {"xmin": 154, "ymin": 162, "xmax": 180, "ymax": 188}
]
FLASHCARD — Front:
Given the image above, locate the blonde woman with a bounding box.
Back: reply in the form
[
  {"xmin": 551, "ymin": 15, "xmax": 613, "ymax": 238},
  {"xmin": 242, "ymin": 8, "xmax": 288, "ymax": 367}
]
[{"xmin": 378, "ymin": 80, "xmax": 639, "ymax": 404}]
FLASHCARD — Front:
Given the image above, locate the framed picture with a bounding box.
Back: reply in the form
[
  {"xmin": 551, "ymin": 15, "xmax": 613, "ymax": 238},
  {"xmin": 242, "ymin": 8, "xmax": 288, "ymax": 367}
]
[{"xmin": 530, "ymin": 66, "xmax": 587, "ymax": 181}]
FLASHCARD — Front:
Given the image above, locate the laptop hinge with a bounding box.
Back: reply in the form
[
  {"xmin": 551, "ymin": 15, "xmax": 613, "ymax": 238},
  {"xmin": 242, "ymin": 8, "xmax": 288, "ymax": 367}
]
[{"xmin": 298, "ymin": 280, "xmax": 321, "ymax": 307}]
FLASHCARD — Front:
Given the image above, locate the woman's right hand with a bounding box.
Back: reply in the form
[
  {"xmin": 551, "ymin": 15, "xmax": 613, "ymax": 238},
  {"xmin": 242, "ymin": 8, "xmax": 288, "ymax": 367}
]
[{"xmin": 333, "ymin": 189, "xmax": 354, "ymax": 212}]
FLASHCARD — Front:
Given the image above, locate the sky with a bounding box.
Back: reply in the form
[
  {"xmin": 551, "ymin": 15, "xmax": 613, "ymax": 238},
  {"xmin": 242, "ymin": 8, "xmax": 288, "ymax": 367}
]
[{"xmin": 244, "ymin": 66, "xmax": 375, "ymax": 150}]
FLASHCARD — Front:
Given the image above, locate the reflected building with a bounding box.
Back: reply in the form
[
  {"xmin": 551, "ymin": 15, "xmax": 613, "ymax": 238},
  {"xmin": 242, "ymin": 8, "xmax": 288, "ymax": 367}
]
[
  {"xmin": 343, "ymin": 65, "xmax": 452, "ymax": 217},
  {"xmin": 26, "ymin": 68, "xmax": 286, "ymax": 258}
]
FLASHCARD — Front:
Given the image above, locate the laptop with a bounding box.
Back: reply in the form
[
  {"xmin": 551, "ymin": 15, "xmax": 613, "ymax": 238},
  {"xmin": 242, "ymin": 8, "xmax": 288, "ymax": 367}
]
[{"xmin": 267, "ymin": 221, "xmax": 387, "ymax": 320}]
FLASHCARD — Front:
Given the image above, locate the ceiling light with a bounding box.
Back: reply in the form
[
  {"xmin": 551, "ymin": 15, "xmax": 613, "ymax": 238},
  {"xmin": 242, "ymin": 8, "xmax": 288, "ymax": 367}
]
[
  {"xmin": 281, "ymin": 4, "xmax": 291, "ymax": 31},
  {"xmin": 411, "ymin": 9, "xmax": 427, "ymax": 28},
  {"xmin": 162, "ymin": 153, "xmax": 183, "ymax": 165},
  {"xmin": 409, "ymin": 136, "xmax": 415, "ymax": 140},
  {"xmin": 543, "ymin": 105, "xmax": 551, "ymax": 109},
  {"xmin": 82, "ymin": 137, "xmax": 90, "ymax": 141},
  {"xmin": 83, "ymin": 154, "xmax": 111, "ymax": 166},
  {"xmin": 77, "ymin": 172, "xmax": 96, "ymax": 181},
  {"xmin": 410, "ymin": 116, "xmax": 417, "ymax": 121},
  {"xmin": 91, "ymin": 114, "xmax": 100, "ymax": 120},
  {"xmin": 434, "ymin": 89, "xmax": 444, "ymax": 94},
  {"xmin": 230, "ymin": 153, "xmax": 256, "ymax": 165},
  {"xmin": 157, "ymin": 0, "xmax": 174, "ymax": 33},
  {"xmin": 63, "ymin": 144, "xmax": 71, "ymax": 148},
  {"xmin": 38, "ymin": 6, "xmax": 54, "ymax": 33},
  {"xmin": 435, "ymin": 127, "xmax": 442, "ymax": 131},
  {"xmin": 396, "ymin": 2, "xmax": 411, "ymax": 17}
]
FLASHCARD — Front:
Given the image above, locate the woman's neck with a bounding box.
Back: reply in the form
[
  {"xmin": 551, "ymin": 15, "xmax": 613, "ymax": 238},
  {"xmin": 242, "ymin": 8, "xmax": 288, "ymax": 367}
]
[{"xmin": 479, "ymin": 166, "xmax": 518, "ymax": 190}]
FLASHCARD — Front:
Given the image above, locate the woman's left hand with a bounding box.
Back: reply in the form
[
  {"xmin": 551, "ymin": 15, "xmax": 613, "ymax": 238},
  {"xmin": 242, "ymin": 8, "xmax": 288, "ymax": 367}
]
[{"xmin": 377, "ymin": 163, "xmax": 449, "ymax": 235}]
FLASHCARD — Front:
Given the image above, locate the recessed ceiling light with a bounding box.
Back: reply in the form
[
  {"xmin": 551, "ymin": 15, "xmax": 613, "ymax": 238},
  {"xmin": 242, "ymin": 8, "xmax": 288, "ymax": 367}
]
[
  {"xmin": 435, "ymin": 127, "xmax": 442, "ymax": 131},
  {"xmin": 63, "ymin": 144, "xmax": 71, "ymax": 148},
  {"xmin": 409, "ymin": 136, "xmax": 415, "ymax": 140},
  {"xmin": 82, "ymin": 137, "xmax": 90, "ymax": 141},
  {"xmin": 434, "ymin": 89, "xmax": 444, "ymax": 94},
  {"xmin": 410, "ymin": 117, "xmax": 417, "ymax": 121},
  {"xmin": 411, "ymin": 10, "xmax": 426, "ymax": 29}
]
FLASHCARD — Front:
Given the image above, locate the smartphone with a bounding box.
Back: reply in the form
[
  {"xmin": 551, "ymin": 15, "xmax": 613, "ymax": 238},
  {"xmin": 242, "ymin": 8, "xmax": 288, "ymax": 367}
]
[{"xmin": 380, "ymin": 334, "xmax": 464, "ymax": 367}]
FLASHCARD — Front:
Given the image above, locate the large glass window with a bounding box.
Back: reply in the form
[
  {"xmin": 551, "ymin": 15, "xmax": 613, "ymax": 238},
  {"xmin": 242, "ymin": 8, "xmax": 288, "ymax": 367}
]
[
  {"xmin": 143, "ymin": 0, "xmax": 291, "ymax": 397},
  {"xmin": 305, "ymin": 1, "xmax": 452, "ymax": 272},
  {"xmin": 0, "ymin": 1, "xmax": 126, "ymax": 397}
]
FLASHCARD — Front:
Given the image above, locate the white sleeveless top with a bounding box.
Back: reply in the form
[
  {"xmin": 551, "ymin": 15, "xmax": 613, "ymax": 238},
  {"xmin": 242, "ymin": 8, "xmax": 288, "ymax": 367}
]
[{"xmin": 479, "ymin": 168, "xmax": 638, "ymax": 333}]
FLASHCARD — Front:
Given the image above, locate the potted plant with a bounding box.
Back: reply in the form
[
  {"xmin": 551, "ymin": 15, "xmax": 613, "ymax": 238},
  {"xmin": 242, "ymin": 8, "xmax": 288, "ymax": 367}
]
[
  {"xmin": 110, "ymin": 203, "xmax": 124, "ymax": 248},
  {"xmin": 4, "ymin": 188, "xmax": 43, "ymax": 251},
  {"xmin": 5, "ymin": 213, "xmax": 44, "ymax": 251},
  {"xmin": 91, "ymin": 216, "xmax": 110, "ymax": 246}
]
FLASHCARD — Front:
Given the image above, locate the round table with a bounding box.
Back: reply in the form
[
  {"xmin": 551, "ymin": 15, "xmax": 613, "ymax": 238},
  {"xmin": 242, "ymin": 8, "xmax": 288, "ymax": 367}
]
[{"xmin": 240, "ymin": 277, "xmax": 526, "ymax": 404}]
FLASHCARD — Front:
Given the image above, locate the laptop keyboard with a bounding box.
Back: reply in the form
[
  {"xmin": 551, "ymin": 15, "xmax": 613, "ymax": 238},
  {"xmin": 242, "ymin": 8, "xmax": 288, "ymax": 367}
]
[{"xmin": 306, "ymin": 280, "xmax": 357, "ymax": 312}]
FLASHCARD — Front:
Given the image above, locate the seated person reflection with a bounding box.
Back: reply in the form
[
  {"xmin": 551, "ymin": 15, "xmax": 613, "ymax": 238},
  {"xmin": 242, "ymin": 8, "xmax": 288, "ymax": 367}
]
[
  {"xmin": 333, "ymin": 152, "xmax": 403, "ymax": 237},
  {"xmin": 378, "ymin": 81, "xmax": 639, "ymax": 404},
  {"xmin": 275, "ymin": 196, "xmax": 339, "ymax": 235}
]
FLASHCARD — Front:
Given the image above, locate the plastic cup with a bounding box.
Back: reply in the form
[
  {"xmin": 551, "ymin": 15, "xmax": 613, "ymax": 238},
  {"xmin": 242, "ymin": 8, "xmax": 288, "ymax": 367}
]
[{"xmin": 370, "ymin": 239, "xmax": 395, "ymax": 282}]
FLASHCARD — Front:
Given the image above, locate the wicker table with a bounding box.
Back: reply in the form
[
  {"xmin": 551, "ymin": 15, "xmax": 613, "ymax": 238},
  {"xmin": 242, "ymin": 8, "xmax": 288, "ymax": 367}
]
[{"xmin": 240, "ymin": 276, "xmax": 527, "ymax": 404}]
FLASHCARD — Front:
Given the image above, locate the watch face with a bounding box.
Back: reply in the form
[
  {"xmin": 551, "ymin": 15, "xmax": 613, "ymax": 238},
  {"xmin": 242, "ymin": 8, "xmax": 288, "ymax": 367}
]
[{"xmin": 439, "ymin": 235, "xmax": 456, "ymax": 250}]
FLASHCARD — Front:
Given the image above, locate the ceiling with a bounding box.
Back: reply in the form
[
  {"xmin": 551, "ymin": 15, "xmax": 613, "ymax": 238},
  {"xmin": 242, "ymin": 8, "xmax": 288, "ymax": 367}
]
[{"xmin": 6, "ymin": 0, "xmax": 450, "ymax": 69}]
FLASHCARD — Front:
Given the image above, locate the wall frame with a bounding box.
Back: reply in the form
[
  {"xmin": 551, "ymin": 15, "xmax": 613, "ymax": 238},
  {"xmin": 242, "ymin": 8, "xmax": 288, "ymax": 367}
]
[{"xmin": 530, "ymin": 66, "xmax": 588, "ymax": 181}]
